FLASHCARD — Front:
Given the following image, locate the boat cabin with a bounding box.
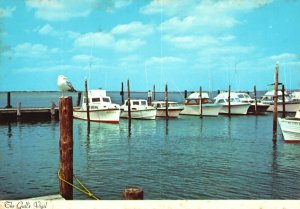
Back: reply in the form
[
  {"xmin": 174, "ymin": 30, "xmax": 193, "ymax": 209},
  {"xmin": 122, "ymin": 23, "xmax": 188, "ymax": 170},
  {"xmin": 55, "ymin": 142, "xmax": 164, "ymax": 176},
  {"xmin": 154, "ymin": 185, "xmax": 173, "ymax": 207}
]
[{"xmin": 185, "ymin": 92, "xmax": 213, "ymax": 105}]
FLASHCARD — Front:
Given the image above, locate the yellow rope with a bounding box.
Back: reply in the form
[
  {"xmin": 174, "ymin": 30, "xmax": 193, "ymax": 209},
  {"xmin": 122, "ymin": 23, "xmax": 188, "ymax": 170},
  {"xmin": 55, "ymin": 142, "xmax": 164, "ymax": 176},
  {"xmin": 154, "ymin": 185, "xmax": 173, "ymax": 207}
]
[{"xmin": 58, "ymin": 169, "xmax": 100, "ymax": 200}]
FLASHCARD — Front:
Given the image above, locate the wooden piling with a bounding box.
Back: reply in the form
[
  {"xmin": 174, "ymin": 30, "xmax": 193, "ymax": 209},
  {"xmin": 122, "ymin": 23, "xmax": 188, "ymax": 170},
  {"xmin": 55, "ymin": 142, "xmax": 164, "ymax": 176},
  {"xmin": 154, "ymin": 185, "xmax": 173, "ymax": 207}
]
[
  {"xmin": 228, "ymin": 85, "xmax": 231, "ymax": 116},
  {"xmin": 120, "ymin": 82, "xmax": 124, "ymax": 105},
  {"xmin": 59, "ymin": 96, "xmax": 73, "ymax": 200},
  {"xmin": 5, "ymin": 92, "xmax": 12, "ymax": 108},
  {"xmin": 84, "ymin": 79, "xmax": 90, "ymax": 122},
  {"xmin": 123, "ymin": 187, "xmax": 144, "ymax": 200},
  {"xmin": 165, "ymin": 82, "xmax": 168, "ymax": 119},
  {"xmin": 273, "ymin": 62, "xmax": 279, "ymax": 142},
  {"xmin": 184, "ymin": 90, "xmax": 187, "ymax": 99},
  {"xmin": 254, "ymin": 85, "xmax": 258, "ymax": 115},
  {"xmin": 17, "ymin": 102, "xmax": 21, "ymax": 118},
  {"xmin": 282, "ymin": 84, "xmax": 286, "ymax": 118},
  {"xmin": 127, "ymin": 79, "xmax": 131, "ymax": 120},
  {"xmin": 50, "ymin": 102, "xmax": 56, "ymax": 118},
  {"xmin": 76, "ymin": 92, "xmax": 82, "ymax": 107},
  {"xmin": 200, "ymin": 86, "xmax": 203, "ymax": 118},
  {"xmin": 153, "ymin": 85, "xmax": 156, "ymax": 101}
]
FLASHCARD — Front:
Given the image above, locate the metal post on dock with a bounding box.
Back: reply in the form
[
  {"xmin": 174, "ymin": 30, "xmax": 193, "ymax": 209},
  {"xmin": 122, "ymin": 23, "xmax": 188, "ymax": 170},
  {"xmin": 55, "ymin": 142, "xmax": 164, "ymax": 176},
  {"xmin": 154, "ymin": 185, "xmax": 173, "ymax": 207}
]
[
  {"xmin": 50, "ymin": 102, "xmax": 56, "ymax": 118},
  {"xmin": 273, "ymin": 62, "xmax": 279, "ymax": 142},
  {"xmin": 76, "ymin": 92, "xmax": 82, "ymax": 107},
  {"xmin": 123, "ymin": 187, "xmax": 144, "ymax": 200},
  {"xmin": 5, "ymin": 92, "xmax": 12, "ymax": 108},
  {"xmin": 120, "ymin": 82, "xmax": 124, "ymax": 105},
  {"xmin": 165, "ymin": 82, "xmax": 168, "ymax": 119},
  {"xmin": 17, "ymin": 102, "xmax": 21, "ymax": 119},
  {"xmin": 59, "ymin": 96, "xmax": 73, "ymax": 200},
  {"xmin": 200, "ymin": 86, "xmax": 203, "ymax": 118},
  {"xmin": 84, "ymin": 79, "xmax": 90, "ymax": 122},
  {"xmin": 282, "ymin": 84, "xmax": 286, "ymax": 118},
  {"xmin": 127, "ymin": 79, "xmax": 131, "ymax": 120},
  {"xmin": 153, "ymin": 84, "xmax": 156, "ymax": 101},
  {"xmin": 254, "ymin": 85, "xmax": 258, "ymax": 115},
  {"xmin": 228, "ymin": 85, "xmax": 231, "ymax": 116}
]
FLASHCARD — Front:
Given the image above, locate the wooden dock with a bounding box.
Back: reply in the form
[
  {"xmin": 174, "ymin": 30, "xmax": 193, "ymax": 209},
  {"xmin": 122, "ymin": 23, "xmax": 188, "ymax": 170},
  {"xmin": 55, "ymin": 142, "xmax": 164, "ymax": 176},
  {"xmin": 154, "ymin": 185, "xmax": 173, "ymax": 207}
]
[{"xmin": 0, "ymin": 107, "xmax": 59, "ymax": 121}]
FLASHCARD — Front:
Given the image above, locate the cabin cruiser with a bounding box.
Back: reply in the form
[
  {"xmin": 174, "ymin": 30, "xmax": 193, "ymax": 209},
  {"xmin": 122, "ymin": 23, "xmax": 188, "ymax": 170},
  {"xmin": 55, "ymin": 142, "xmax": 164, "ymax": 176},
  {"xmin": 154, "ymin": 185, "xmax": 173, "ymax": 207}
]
[
  {"xmin": 260, "ymin": 90, "xmax": 300, "ymax": 113},
  {"xmin": 151, "ymin": 101, "xmax": 184, "ymax": 118},
  {"xmin": 214, "ymin": 92, "xmax": 250, "ymax": 115},
  {"xmin": 235, "ymin": 92, "xmax": 269, "ymax": 114},
  {"xmin": 278, "ymin": 108, "xmax": 300, "ymax": 142},
  {"xmin": 180, "ymin": 92, "xmax": 223, "ymax": 116},
  {"xmin": 73, "ymin": 89, "xmax": 120, "ymax": 123},
  {"xmin": 120, "ymin": 99, "xmax": 157, "ymax": 120}
]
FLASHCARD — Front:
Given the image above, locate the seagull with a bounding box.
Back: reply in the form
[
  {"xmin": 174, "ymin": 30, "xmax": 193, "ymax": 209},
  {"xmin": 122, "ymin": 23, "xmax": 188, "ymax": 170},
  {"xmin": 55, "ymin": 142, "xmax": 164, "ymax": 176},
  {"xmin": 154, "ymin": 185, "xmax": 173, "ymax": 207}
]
[{"xmin": 57, "ymin": 75, "xmax": 76, "ymax": 96}]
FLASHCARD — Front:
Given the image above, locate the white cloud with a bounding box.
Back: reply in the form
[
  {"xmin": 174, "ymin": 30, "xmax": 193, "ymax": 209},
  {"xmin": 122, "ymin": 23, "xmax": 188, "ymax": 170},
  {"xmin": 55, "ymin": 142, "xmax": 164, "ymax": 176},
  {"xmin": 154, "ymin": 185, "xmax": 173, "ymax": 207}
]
[
  {"xmin": 72, "ymin": 54, "xmax": 103, "ymax": 64},
  {"xmin": 74, "ymin": 32, "xmax": 145, "ymax": 52},
  {"xmin": 163, "ymin": 34, "xmax": 235, "ymax": 49},
  {"xmin": 270, "ymin": 53, "xmax": 299, "ymax": 61},
  {"xmin": 112, "ymin": 21, "xmax": 154, "ymax": 37},
  {"xmin": 146, "ymin": 56, "xmax": 185, "ymax": 65},
  {"xmin": 26, "ymin": 0, "xmax": 95, "ymax": 21},
  {"xmin": 0, "ymin": 6, "xmax": 16, "ymax": 18},
  {"xmin": 35, "ymin": 24, "xmax": 80, "ymax": 39},
  {"xmin": 114, "ymin": 0, "xmax": 132, "ymax": 9},
  {"xmin": 14, "ymin": 42, "xmax": 48, "ymax": 58}
]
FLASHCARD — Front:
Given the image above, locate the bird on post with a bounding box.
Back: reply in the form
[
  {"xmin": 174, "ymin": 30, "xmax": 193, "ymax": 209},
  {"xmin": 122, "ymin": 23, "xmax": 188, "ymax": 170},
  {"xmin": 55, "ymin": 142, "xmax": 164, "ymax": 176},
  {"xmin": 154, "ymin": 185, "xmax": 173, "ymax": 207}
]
[{"xmin": 57, "ymin": 75, "xmax": 76, "ymax": 97}]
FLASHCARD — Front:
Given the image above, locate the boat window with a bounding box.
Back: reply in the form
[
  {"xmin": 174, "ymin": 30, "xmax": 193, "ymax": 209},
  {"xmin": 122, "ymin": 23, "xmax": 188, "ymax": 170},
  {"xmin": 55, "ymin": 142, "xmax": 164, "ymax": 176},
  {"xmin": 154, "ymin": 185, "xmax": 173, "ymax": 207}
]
[
  {"xmin": 92, "ymin": 98, "xmax": 101, "ymax": 102},
  {"xmin": 90, "ymin": 106, "xmax": 97, "ymax": 109},
  {"xmin": 237, "ymin": 95, "xmax": 244, "ymax": 98},
  {"xmin": 141, "ymin": 101, "xmax": 147, "ymax": 106},
  {"xmin": 133, "ymin": 101, "xmax": 139, "ymax": 105},
  {"xmin": 125, "ymin": 101, "xmax": 129, "ymax": 106},
  {"xmin": 103, "ymin": 97, "xmax": 110, "ymax": 102},
  {"xmin": 219, "ymin": 99, "xmax": 225, "ymax": 103}
]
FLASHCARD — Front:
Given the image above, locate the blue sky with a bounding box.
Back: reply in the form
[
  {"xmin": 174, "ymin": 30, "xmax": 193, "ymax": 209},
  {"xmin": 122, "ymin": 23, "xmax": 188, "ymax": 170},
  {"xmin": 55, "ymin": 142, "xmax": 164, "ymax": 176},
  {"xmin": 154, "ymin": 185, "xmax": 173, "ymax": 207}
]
[{"xmin": 0, "ymin": 0, "xmax": 299, "ymax": 92}]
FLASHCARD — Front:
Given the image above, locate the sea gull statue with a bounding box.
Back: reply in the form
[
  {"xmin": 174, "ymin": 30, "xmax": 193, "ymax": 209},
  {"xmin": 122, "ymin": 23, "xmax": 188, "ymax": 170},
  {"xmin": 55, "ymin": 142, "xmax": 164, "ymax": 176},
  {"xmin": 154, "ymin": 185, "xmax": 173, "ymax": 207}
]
[{"xmin": 57, "ymin": 75, "xmax": 76, "ymax": 96}]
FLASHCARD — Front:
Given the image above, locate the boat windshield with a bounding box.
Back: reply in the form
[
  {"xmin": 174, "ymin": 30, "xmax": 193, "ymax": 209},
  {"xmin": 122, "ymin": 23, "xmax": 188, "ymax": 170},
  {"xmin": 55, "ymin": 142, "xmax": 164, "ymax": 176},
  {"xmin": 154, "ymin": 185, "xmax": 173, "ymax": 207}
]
[
  {"xmin": 102, "ymin": 97, "xmax": 111, "ymax": 103},
  {"xmin": 92, "ymin": 98, "xmax": 101, "ymax": 102},
  {"xmin": 141, "ymin": 101, "xmax": 147, "ymax": 106}
]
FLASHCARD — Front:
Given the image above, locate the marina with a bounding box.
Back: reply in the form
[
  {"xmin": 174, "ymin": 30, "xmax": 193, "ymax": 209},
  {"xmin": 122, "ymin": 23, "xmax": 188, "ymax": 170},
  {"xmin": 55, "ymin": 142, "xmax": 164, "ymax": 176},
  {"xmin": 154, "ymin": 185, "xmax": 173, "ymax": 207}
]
[{"xmin": 1, "ymin": 90, "xmax": 300, "ymax": 200}]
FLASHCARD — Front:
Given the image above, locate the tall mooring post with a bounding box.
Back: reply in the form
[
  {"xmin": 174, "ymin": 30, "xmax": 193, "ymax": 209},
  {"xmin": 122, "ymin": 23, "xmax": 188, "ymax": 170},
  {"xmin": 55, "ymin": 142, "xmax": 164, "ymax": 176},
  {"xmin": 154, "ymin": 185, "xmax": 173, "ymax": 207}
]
[
  {"xmin": 184, "ymin": 90, "xmax": 188, "ymax": 99},
  {"xmin": 123, "ymin": 187, "xmax": 144, "ymax": 200},
  {"xmin": 282, "ymin": 84, "xmax": 286, "ymax": 118},
  {"xmin": 127, "ymin": 79, "xmax": 131, "ymax": 120},
  {"xmin": 153, "ymin": 84, "xmax": 156, "ymax": 101},
  {"xmin": 84, "ymin": 79, "xmax": 90, "ymax": 122},
  {"xmin": 120, "ymin": 82, "xmax": 124, "ymax": 105},
  {"xmin": 254, "ymin": 85, "xmax": 258, "ymax": 115},
  {"xmin": 76, "ymin": 92, "xmax": 82, "ymax": 107},
  {"xmin": 59, "ymin": 96, "xmax": 73, "ymax": 200},
  {"xmin": 5, "ymin": 92, "xmax": 12, "ymax": 108},
  {"xmin": 199, "ymin": 86, "xmax": 203, "ymax": 118},
  {"xmin": 273, "ymin": 62, "xmax": 279, "ymax": 142},
  {"xmin": 228, "ymin": 85, "xmax": 231, "ymax": 116},
  {"xmin": 165, "ymin": 82, "xmax": 169, "ymax": 119}
]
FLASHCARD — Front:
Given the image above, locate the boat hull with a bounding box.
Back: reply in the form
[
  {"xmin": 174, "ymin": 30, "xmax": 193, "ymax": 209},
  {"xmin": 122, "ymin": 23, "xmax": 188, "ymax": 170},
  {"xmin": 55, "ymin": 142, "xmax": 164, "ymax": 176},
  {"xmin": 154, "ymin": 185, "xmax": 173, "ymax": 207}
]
[
  {"xmin": 120, "ymin": 109, "xmax": 157, "ymax": 120},
  {"xmin": 180, "ymin": 104, "xmax": 222, "ymax": 116},
  {"xmin": 156, "ymin": 108, "xmax": 183, "ymax": 118},
  {"xmin": 247, "ymin": 103, "xmax": 270, "ymax": 114},
  {"xmin": 267, "ymin": 102, "xmax": 300, "ymax": 113},
  {"xmin": 73, "ymin": 108, "xmax": 120, "ymax": 124},
  {"xmin": 278, "ymin": 117, "xmax": 300, "ymax": 142},
  {"xmin": 219, "ymin": 103, "xmax": 250, "ymax": 115}
]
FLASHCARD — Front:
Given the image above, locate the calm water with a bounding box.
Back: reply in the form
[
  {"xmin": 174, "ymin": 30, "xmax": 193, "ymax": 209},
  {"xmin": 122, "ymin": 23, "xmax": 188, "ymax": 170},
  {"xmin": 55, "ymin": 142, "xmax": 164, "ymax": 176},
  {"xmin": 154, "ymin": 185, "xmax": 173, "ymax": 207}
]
[{"xmin": 0, "ymin": 92, "xmax": 300, "ymax": 200}]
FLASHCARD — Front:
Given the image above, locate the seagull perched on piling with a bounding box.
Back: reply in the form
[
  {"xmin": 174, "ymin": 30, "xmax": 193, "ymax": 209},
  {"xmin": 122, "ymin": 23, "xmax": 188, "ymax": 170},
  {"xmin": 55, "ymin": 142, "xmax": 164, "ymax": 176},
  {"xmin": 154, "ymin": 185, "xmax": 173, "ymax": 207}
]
[{"xmin": 57, "ymin": 75, "xmax": 76, "ymax": 96}]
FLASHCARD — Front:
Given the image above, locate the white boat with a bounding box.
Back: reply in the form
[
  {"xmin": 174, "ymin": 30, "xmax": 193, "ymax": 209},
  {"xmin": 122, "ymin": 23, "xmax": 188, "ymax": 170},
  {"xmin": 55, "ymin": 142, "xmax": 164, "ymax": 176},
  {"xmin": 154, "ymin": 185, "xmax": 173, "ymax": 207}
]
[
  {"xmin": 73, "ymin": 89, "xmax": 120, "ymax": 124},
  {"xmin": 291, "ymin": 91, "xmax": 300, "ymax": 101},
  {"xmin": 214, "ymin": 92, "xmax": 251, "ymax": 115},
  {"xmin": 235, "ymin": 92, "xmax": 269, "ymax": 114},
  {"xmin": 180, "ymin": 92, "xmax": 223, "ymax": 116},
  {"xmin": 278, "ymin": 108, "xmax": 300, "ymax": 142},
  {"xmin": 120, "ymin": 99, "xmax": 157, "ymax": 120},
  {"xmin": 260, "ymin": 90, "xmax": 300, "ymax": 113},
  {"xmin": 151, "ymin": 101, "xmax": 184, "ymax": 118}
]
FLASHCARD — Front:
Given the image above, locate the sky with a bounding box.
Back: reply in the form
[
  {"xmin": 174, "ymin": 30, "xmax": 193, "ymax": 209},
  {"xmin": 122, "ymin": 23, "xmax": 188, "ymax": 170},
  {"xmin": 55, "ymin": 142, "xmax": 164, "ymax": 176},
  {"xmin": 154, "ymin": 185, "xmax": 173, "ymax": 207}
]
[{"xmin": 0, "ymin": 0, "xmax": 299, "ymax": 92}]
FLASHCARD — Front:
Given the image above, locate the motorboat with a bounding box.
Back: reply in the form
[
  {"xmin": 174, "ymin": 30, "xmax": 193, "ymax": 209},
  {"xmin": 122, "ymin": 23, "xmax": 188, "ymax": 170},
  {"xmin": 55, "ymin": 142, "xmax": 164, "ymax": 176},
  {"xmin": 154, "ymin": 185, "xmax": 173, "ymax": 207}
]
[
  {"xmin": 151, "ymin": 101, "xmax": 184, "ymax": 118},
  {"xmin": 235, "ymin": 92, "xmax": 269, "ymax": 114},
  {"xmin": 73, "ymin": 89, "xmax": 120, "ymax": 123},
  {"xmin": 278, "ymin": 108, "xmax": 300, "ymax": 142},
  {"xmin": 260, "ymin": 90, "xmax": 300, "ymax": 113},
  {"xmin": 120, "ymin": 99, "xmax": 157, "ymax": 120},
  {"xmin": 180, "ymin": 92, "xmax": 223, "ymax": 116},
  {"xmin": 214, "ymin": 92, "xmax": 250, "ymax": 115}
]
